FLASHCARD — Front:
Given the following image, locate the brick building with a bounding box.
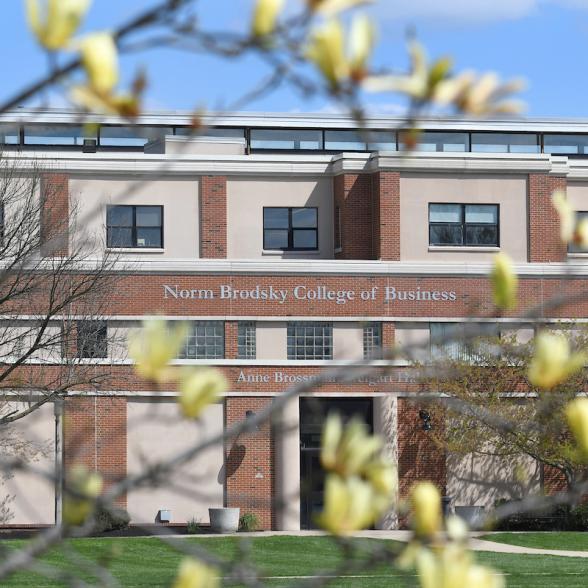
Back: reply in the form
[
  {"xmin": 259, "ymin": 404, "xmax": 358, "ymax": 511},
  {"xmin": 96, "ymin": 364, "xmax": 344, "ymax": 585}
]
[{"xmin": 3, "ymin": 110, "xmax": 587, "ymax": 529}]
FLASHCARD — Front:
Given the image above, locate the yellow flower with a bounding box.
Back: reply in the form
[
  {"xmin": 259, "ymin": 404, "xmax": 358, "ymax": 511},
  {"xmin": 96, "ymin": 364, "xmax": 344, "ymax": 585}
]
[
  {"xmin": 78, "ymin": 32, "xmax": 119, "ymax": 94},
  {"xmin": 26, "ymin": 0, "xmax": 91, "ymax": 50},
  {"xmin": 552, "ymin": 190, "xmax": 575, "ymax": 243},
  {"xmin": 320, "ymin": 414, "xmax": 382, "ymax": 476},
  {"xmin": 490, "ymin": 253, "xmax": 518, "ymax": 310},
  {"xmin": 308, "ymin": 0, "xmax": 371, "ymax": 14},
  {"xmin": 128, "ymin": 319, "xmax": 188, "ymax": 382},
  {"xmin": 252, "ymin": 0, "xmax": 284, "ymax": 38},
  {"xmin": 62, "ymin": 465, "xmax": 102, "ymax": 526},
  {"xmin": 70, "ymin": 85, "xmax": 142, "ymax": 117},
  {"xmin": 348, "ymin": 14, "xmax": 375, "ymax": 80},
  {"xmin": 410, "ymin": 482, "xmax": 442, "ymax": 538},
  {"xmin": 573, "ymin": 218, "xmax": 588, "ymax": 250},
  {"xmin": 306, "ymin": 19, "xmax": 349, "ymax": 88},
  {"xmin": 317, "ymin": 474, "xmax": 376, "ymax": 534},
  {"xmin": 172, "ymin": 558, "xmax": 219, "ymax": 588},
  {"xmin": 179, "ymin": 368, "xmax": 226, "ymax": 419},
  {"xmin": 528, "ymin": 332, "xmax": 586, "ymax": 389},
  {"xmin": 566, "ymin": 397, "xmax": 588, "ymax": 457}
]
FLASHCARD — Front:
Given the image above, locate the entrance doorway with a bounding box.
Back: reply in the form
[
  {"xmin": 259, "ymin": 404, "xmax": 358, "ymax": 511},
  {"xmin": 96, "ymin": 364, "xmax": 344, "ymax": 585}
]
[{"xmin": 299, "ymin": 397, "xmax": 373, "ymax": 529}]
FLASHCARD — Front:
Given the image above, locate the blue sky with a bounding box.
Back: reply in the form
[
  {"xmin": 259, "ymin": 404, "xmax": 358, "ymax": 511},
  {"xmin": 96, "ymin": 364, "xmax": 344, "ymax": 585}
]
[{"xmin": 2, "ymin": 0, "xmax": 588, "ymax": 117}]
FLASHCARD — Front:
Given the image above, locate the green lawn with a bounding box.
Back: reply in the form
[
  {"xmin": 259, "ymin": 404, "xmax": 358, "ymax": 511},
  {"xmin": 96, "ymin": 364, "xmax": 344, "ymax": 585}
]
[
  {"xmin": 479, "ymin": 532, "xmax": 588, "ymax": 552},
  {"xmin": 0, "ymin": 536, "xmax": 587, "ymax": 587}
]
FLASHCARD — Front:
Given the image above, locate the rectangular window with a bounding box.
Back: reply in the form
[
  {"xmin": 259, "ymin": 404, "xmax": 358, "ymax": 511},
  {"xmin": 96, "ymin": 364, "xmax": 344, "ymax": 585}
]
[
  {"xmin": 99, "ymin": 126, "xmax": 171, "ymax": 147},
  {"xmin": 429, "ymin": 203, "xmax": 499, "ymax": 247},
  {"xmin": 107, "ymin": 205, "xmax": 163, "ymax": 248},
  {"xmin": 0, "ymin": 125, "xmax": 19, "ymax": 145},
  {"xmin": 430, "ymin": 323, "xmax": 498, "ymax": 362},
  {"xmin": 250, "ymin": 129, "xmax": 322, "ymax": 150},
  {"xmin": 238, "ymin": 322, "xmax": 256, "ymax": 359},
  {"xmin": 568, "ymin": 211, "xmax": 588, "ymax": 253},
  {"xmin": 400, "ymin": 132, "xmax": 469, "ymax": 152},
  {"xmin": 324, "ymin": 130, "xmax": 366, "ymax": 151},
  {"xmin": 287, "ymin": 322, "xmax": 333, "ymax": 360},
  {"xmin": 544, "ymin": 134, "xmax": 588, "ymax": 155},
  {"xmin": 363, "ymin": 323, "xmax": 382, "ymax": 359},
  {"xmin": 76, "ymin": 320, "xmax": 108, "ymax": 359},
  {"xmin": 471, "ymin": 133, "xmax": 539, "ymax": 154},
  {"xmin": 263, "ymin": 207, "xmax": 318, "ymax": 251},
  {"xmin": 179, "ymin": 321, "xmax": 225, "ymax": 359},
  {"xmin": 23, "ymin": 125, "xmax": 96, "ymax": 146}
]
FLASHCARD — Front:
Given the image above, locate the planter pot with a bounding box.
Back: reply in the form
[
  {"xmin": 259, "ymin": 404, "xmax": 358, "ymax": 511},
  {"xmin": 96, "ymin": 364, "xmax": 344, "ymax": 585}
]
[
  {"xmin": 209, "ymin": 508, "xmax": 240, "ymax": 533},
  {"xmin": 455, "ymin": 506, "xmax": 485, "ymax": 527}
]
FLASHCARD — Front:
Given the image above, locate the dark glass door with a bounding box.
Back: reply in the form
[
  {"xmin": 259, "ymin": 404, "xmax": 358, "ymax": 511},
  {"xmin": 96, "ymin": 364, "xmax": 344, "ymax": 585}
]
[{"xmin": 299, "ymin": 398, "xmax": 373, "ymax": 529}]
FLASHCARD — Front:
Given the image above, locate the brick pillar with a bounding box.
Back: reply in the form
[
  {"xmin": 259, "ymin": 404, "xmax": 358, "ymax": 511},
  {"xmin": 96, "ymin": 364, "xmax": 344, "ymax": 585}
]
[
  {"xmin": 382, "ymin": 322, "xmax": 395, "ymax": 348},
  {"xmin": 200, "ymin": 176, "xmax": 227, "ymax": 258},
  {"xmin": 64, "ymin": 397, "xmax": 127, "ymax": 508},
  {"xmin": 398, "ymin": 398, "xmax": 446, "ymax": 527},
  {"xmin": 225, "ymin": 321, "xmax": 239, "ymax": 359},
  {"xmin": 372, "ymin": 171, "xmax": 401, "ymax": 261},
  {"xmin": 40, "ymin": 173, "xmax": 69, "ymax": 257},
  {"xmin": 225, "ymin": 397, "xmax": 275, "ymax": 529},
  {"xmin": 334, "ymin": 173, "xmax": 374, "ymax": 259},
  {"xmin": 542, "ymin": 464, "xmax": 568, "ymax": 495},
  {"xmin": 528, "ymin": 174, "xmax": 567, "ymax": 262}
]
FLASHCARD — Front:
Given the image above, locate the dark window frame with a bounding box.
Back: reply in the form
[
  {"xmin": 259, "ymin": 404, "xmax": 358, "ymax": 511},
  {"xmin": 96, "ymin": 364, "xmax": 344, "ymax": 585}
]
[
  {"xmin": 287, "ymin": 322, "xmax": 333, "ymax": 360},
  {"xmin": 237, "ymin": 321, "xmax": 257, "ymax": 359},
  {"xmin": 263, "ymin": 207, "xmax": 318, "ymax": 251},
  {"xmin": 179, "ymin": 320, "xmax": 225, "ymax": 360},
  {"xmin": 76, "ymin": 320, "xmax": 108, "ymax": 359},
  {"xmin": 428, "ymin": 203, "xmax": 500, "ymax": 248},
  {"xmin": 106, "ymin": 205, "xmax": 164, "ymax": 249}
]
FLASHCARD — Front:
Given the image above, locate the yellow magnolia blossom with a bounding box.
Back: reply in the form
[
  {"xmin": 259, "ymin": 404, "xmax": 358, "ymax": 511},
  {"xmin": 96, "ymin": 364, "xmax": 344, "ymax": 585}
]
[
  {"xmin": 179, "ymin": 368, "xmax": 227, "ymax": 419},
  {"xmin": 573, "ymin": 217, "xmax": 588, "ymax": 250},
  {"xmin": 79, "ymin": 32, "xmax": 119, "ymax": 94},
  {"xmin": 410, "ymin": 482, "xmax": 442, "ymax": 538},
  {"xmin": 306, "ymin": 19, "xmax": 349, "ymax": 88},
  {"xmin": 172, "ymin": 558, "xmax": 219, "ymax": 588},
  {"xmin": 348, "ymin": 14, "xmax": 375, "ymax": 80},
  {"xmin": 320, "ymin": 414, "xmax": 382, "ymax": 476},
  {"xmin": 308, "ymin": 0, "xmax": 371, "ymax": 14},
  {"xmin": 490, "ymin": 252, "xmax": 518, "ymax": 310},
  {"xmin": 128, "ymin": 319, "xmax": 188, "ymax": 382},
  {"xmin": 251, "ymin": 0, "xmax": 284, "ymax": 38},
  {"xmin": 566, "ymin": 397, "xmax": 588, "ymax": 457},
  {"xmin": 552, "ymin": 190, "xmax": 575, "ymax": 243},
  {"xmin": 316, "ymin": 474, "xmax": 377, "ymax": 534},
  {"xmin": 62, "ymin": 465, "xmax": 103, "ymax": 526},
  {"xmin": 70, "ymin": 85, "xmax": 142, "ymax": 117},
  {"xmin": 528, "ymin": 331, "xmax": 586, "ymax": 389},
  {"xmin": 26, "ymin": 0, "xmax": 91, "ymax": 50}
]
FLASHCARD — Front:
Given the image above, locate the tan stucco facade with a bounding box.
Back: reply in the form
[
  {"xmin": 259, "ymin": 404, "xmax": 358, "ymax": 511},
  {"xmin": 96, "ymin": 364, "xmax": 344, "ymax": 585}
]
[
  {"xmin": 400, "ymin": 174, "xmax": 528, "ymax": 262},
  {"xmin": 126, "ymin": 400, "xmax": 224, "ymax": 524},
  {"xmin": 226, "ymin": 177, "xmax": 334, "ymax": 259}
]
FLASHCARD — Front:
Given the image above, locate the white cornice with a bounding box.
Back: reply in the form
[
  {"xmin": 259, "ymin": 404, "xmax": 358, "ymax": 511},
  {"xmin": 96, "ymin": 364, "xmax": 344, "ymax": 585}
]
[{"xmin": 33, "ymin": 258, "xmax": 588, "ymax": 277}]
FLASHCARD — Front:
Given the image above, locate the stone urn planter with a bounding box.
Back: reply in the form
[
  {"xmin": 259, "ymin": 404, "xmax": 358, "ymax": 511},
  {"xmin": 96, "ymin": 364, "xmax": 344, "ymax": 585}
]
[{"xmin": 209, "ymin": 507, "xmax": 240, "ymax": 533}]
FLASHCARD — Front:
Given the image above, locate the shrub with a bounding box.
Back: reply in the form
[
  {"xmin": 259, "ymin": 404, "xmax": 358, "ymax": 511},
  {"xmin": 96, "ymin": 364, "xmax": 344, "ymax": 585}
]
[
  {"xmin": 570, "ymin": 504, "xmax": 588, "ymax": 530},
  {"xmin": 239, "ymin": 512, "xmax": 259, "ymax": 532},
  {"xmin": 93, "ymin": 504, "xmax": 130, "ymax": 533},
  {"xmin": 186, "ymin": 518, "xmax": 200, "ymax": 534}
]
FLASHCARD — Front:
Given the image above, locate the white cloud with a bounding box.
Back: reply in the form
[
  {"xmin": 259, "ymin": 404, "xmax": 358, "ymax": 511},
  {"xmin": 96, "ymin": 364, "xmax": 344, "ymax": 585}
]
[{"xmin": 371, "ymin": 0, "xmax": 586, "ymax": 25}]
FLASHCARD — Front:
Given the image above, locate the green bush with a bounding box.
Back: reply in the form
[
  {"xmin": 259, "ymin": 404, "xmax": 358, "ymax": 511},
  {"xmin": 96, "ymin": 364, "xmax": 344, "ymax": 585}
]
[
  {"xmin": 239, "ymin": 512, "xmax": 259, "ymax": 532},
  {"xmin": 93, "ymin": 504, "xmax": 130, "ymax": 533},
  {"xmin": 570, "ymin": 504, "xmax": 588, "ymax": 530},
  {"xmin": 186, "ymin": 518, "xmax": 200, "ymax": 534}
]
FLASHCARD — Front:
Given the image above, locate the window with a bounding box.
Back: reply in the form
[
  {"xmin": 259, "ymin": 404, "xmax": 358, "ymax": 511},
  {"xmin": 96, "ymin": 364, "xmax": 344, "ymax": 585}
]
[
  {"xmin": 544, "ymin": 134, "xmax": 588, "ymax": 155},
  {"xmin": 179, "ymin": 321, "xmax": 224, "ymax": 359},
  {"xmin": 471, "ymin": 133, "xmax": 539, "ymax": 154},
  {"xmin": 0, "ymin": 125, "xmax": 19, "ymax": 145},
  {"xmin": 568, "ymin": 211, "xmax": 588, "ymax": 253},
  {"xmin": 175, "ymin": 127, "xmax": 245, "ymax": 139},
  {"xmin": 238, "ymin": 322, "xmax": 256, "ymax": 359},
  {"xmin": 24, "ymin": 125, "xmax": 96, "ymax": 146},
  {"xmin": 429, "ymin": 203, "xmax": 499, "ymax": 247},
  {"xmin": 76, "ymin": 320, "xmax": 107, "ymax": 359},
  {"xmin": 107, "ymin": 205, "xmax": 163, "ymax": 248},
  {"xmin": 263, "ymin": 207, "xmax": 318, "ymax": 251},
  {"xmin": 99, "ymin": 126, "xmax": 171, "ymax": 147},
  {"xmin": 251, "ymin": 129, "xmax": 322, "ymax": 150},
  {"xmin": 363, "ymin": 323, "xmax": 381, "ymax": 359},
  {"xmin": 324, "ymin": 131, "xmax": 366, "ymax": 151},
  {"xmin": 287, "ymin": 322, "xmax": 332, "ymax": 360},
  {"xmin": 400, "ymin": 132, "xmax": 469, "ymax": 152},
  {"xmin": 430, "ymin": 323, "xmax": 499, "ymax": 362}
]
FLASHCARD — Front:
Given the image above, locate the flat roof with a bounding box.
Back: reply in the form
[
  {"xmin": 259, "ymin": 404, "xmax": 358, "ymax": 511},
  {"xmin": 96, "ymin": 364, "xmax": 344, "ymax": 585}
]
[{"xmin": 6, "ymin": 108, "xmax": 588, "ymax": 133}]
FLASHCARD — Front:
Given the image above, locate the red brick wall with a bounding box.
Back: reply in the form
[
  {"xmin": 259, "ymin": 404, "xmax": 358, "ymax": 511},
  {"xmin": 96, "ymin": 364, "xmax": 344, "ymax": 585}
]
[
  {"xmin": 382, "ymin": 322, "xmax": 395, "ymax": 348},
  {"xmin": 542, "ymin": 464, "xmax": 568, "ymax": 495},
  {"xmin": 200, "ymin": 176, "xmax": 227, "ymax": 258},
  {"xmin": 225, "ymin": 397, "xmax": 275, "ymax": 529},
  {"xmin": 225, "ymin": 321, "xmax": 238, "ymax": 359},
  {"xmin": 528, "ymin": 174, "xmax": 567, "ymax": 263},
  {"xmin": 64, "ymin": 397, "xmax": 127, "ymax": 508},
  {"xmin": 398, "ymin": 398, "xmax": 446, "ymax": 524},
  {"xmin": 334, "ymin": 174, "xmax": 374, "ymax": 259},
  {"xmin": 372, "ymin": 171, "xmax": 401, "ymax": 261},
  {"xmin": 40, "ymin": 173, "xmax": 69, "ymax": 257}
]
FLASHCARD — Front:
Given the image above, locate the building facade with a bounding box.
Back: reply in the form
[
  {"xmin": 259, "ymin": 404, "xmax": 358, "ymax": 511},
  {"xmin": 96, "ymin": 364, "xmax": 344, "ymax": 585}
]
[{"xmin": 2, "ymin": 110, "xmax": 588, "ymax": 529}]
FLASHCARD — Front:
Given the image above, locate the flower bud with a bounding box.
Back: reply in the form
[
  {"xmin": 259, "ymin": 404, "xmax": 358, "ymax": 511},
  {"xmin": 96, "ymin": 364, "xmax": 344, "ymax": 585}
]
[{"xmin": 410, "ymin": 482, "xmax": 442, "ymax": 538}]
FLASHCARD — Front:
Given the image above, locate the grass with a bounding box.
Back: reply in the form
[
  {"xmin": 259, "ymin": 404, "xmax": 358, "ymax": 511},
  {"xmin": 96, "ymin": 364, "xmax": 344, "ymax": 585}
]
[
  {"xmin": 0, "ymin": 535, "xmax": 587, "ymax": 587},
  {"xmin": 479, "ymin": 532, "xmax": 588, "ymax": 552}
]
